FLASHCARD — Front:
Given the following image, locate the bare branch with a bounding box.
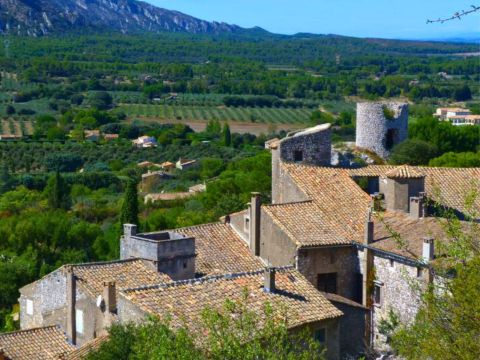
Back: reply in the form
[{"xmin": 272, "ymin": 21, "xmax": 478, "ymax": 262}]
[{"xmin": 427, "ymin": 5, "xmax": 480, "ymax": 24}]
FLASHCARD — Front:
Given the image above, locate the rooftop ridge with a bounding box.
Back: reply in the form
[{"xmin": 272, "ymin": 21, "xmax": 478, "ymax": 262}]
[
  {"xmin": 139, "ymin": 221, "xmax": 224, "ymax": 236},
  {"xmin": 64, "ymin": 257, "xmax": 144, "ymax": 269},
  {"xmin": 0, "ymin": 325, "xmax": 62, "ymax": 337},
  {"xmin": 262, "ymin": 200, "xmax": 314, "ymax": 208},
  {"xmin": 120, "ymin": 266, "xmax": 295, "ymax": 294}
]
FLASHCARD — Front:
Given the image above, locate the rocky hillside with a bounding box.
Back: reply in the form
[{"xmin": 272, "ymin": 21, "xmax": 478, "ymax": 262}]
[{"xmin": 0, "ymin": 0, "xmax": 258, "ymax": 36}]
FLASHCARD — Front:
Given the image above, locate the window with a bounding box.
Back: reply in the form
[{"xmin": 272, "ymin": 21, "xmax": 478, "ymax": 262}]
[
  {"xmin": 244, "ymin": 217, "xmax": 250, "ymax": 232},
  {"xmin": 314, "ymin": 328, "xmax": 326, "ymax": 344},
  {"xmin": 317, "ymin": 273, "xmax": 337, "ymax": 294},
  {"xmin": 26, "ymin": 299, "xmax": 33, "ymax": 315},
  {"xmin": 76, "ymin": 309, "xmax": 84, "ymax": 335},
  {"xmin": 374, "ymin": 284, "xmax": 382, "ymax": 306},
  {"xmin": 417, "ymin": 267, "xmax": 423, "ymax": 278},
  {"xmin": 294, "ymin": 150, "xmax": 303, "ymax": 162},
  {"xmin": 353, "ymin": 273, "xmax": 363, "ymax": 303},
  {"xmin": 389, "ymin": 259, "xmax": 395, "ymax": 268}
]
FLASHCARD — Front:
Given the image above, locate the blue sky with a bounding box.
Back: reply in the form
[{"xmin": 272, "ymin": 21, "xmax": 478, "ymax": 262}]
[{"xmin": 147, "ymin": 0, "xmax": 479, "ymax": 39}]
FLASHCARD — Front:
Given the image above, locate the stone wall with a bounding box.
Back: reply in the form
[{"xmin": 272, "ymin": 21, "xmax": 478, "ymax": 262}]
[
  {"xmin": 331, "ymin": 301, "xmax": 367, "ymax": 359},
  {"xmin": 356, "ymin": 102, "xmax": 408, "ymax": 159},
  {"xmin": 371, "ymin": 255, "xmax": 425, "ymax": 350},
  {"xmin": 271, "ymin": 163, "xmax": 309, "ymax": 204},
  {"xmin": 297, "ymin": 247, "xmax": 360, "ymax": 300},
  {"xmin": 380, "ymin": 177, "xmax": 425, "ymax": 213},
  {"xmin": 260, "ymin": 209, "xmax": 297, "ymax": 266},
  {"xmin": 278, "ymin": 124, "xmax": 332, "ymax": 166}
]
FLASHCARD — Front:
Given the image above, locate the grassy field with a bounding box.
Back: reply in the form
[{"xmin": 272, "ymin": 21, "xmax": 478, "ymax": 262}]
[{"xmin": 119, "ymin": 104, "xmax": 313, "ymax": 124}]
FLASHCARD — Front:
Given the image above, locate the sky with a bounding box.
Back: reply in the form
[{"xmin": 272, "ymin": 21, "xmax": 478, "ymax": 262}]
[{"xmin": 147, "ymin": 0, "xmax": 480, "ymax": 39}]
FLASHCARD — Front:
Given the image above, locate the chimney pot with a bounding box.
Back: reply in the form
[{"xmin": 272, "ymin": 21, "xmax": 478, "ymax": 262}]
[
  {"xmin": 123, "ymin": 224, "xmax": 137, "ymax": 237},
  {"xmin": 264, "ymin": 267, "xmax": 276, "ymax": 293},
  {"xmin": 409, "ymin": 196, "xmax": 423, "ymax": 219},
  {"xmin": 422, "ymin": 237, "xmax": 435, "ymax": 262}
]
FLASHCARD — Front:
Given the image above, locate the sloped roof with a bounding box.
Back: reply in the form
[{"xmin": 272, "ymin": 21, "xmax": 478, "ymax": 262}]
[
  {"xmin": 0, "ymin": 326, "xmax": 74, "ymax": 360},
  {"xmin": 274, "ymin": 163, "xmax": 371, "ymax": 246},
  {"xmin": 176, "ymin": 223, "xmax": 264, "ymax": 276},
  {"xmin": 349, "ymin": 165, "xmax": 480, "ymax": 216},
  {"xmin": 263, "ymin": 201, "xmax": 351, "ymax": 247},
  {"xmin": 120, "ymin": 268, "xmax": 342, "ymax": 331},
  {"xmin": 60, "ymin": 335, "xmax": 108, "ymax": 360},
  {"xmin": 67, "ymin": 259, "xmax": 171, "ymax": 298},
  {"xmin": 385, "ymin": 165, "xmax": 423, "ymax": 179},
  {"xmin": 371, "ymin": 211, "xmax": 476, "ymax": 260}
]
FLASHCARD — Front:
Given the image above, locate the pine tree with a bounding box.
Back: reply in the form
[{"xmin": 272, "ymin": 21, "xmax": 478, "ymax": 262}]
[
  {"xmin": 222, "ymin": 123, "xmax": 232, "ymax": 147},
  {"xmin": 45, "ymin": 171, "xmax": 70, "ymax": 210},
  {"xmin": 120, "ymin": 179, "xmax": 139, "ymax": 226}
]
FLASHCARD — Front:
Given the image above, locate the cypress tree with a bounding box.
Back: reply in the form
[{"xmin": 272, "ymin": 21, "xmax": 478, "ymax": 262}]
[
  {"xmin": 120, "ymin": 179, "xmax": 139, "ymax": 226},
  {"xmin": 0, "ymin": 164, "xmax": 12, "ymax": 194},
  {"xmin": 46, "ymin": 171, "xmax": 70, "ymax": 210},
  {"xmin": 222, "ymin": 123, "xmax": 232, "ymax": 147}
]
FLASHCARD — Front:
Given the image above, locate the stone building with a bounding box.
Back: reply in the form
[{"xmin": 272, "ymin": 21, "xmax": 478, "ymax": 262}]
[{"xmin": 356, "ymin": 102, "xmax": 408, "ymax": 159}]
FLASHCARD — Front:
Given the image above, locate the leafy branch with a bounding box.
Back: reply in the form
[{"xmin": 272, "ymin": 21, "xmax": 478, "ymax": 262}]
[{"xmin": 427, "ymin": 5, "xmax": 480, "ymax": 23}]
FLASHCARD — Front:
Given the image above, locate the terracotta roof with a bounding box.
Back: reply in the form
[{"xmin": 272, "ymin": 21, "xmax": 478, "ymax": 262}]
[
  {"xmin": 0, "ymin": 326, "xmax": 74, "ymax": 360},
  {"xmin": 60, "ymin": 335, "xmax": 108, "ymax": 360},
  {"xmin": 349, "ymin": 165, "xmax": 480, "ymax": 216},
  {"xmin": 385, "ymin": 165, "xmax": 423, "ymax": 179},
  {"xmin": 371, "ymin": 211, "xmax": 476, "ymax": 260},
  {"xmin": 66, "ymin": 259, "xmax": 171, "ymax": 298},
  {"xmin": 120, "ymin": 268, "xmax": 342, "ymax": 331},
  {"xmin": 176, "ymin": 223, "xmax": 264, "ymax": 276},
  {"xmin": 263, "ymin": 201, "xmax": 351, "ymax": 247},
  {"xmin": 277, "ymin": 163, "xmax": 371, "ymax": 245}
]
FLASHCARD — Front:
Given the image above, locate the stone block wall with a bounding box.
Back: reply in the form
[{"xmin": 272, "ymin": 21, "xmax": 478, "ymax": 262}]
[{"xmin": 356, "ymin": 102, "xmax": 408, "ymax": 159}]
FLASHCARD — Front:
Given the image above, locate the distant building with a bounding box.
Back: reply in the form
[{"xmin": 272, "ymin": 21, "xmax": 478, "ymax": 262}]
[
  {"xmin": 176, "ymin": 158, "xmax": 197, "ymax": 170},
  {"xmin": 103, "ymin": 134, "xmax": 119, "ymax": 141},
  {"xmin": 159, "ymin": 161, "xmax": 176, "ymax": 171},
  {"xmin": 133, "ymin": 136, "xmax": 157, "ymax": 148},
  {"xmin": 434, "ymin": 107, "xmax": 471, "ymax": 120},
  {"xmin": 84, "ymin": 130, "xmax": 100, "ymax": 142},
  {"xmin": 0, "ymin": 134, "xmax": 22, "ymax": 141}
]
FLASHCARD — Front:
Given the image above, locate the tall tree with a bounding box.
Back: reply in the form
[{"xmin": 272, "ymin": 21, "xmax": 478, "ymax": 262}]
[
  {"xmin": 0, "ymin": 165, "xmax": 12, "ymax": 194},
  {"xmin": 222, "ymin": 123, "xmax": 232, "ymax": 147},
  {"xmin": 120, "ymin": 179, "xmax": 139, "ymax": 226},
  {"xmin": 45, "ymin": 172, "xmax": 70, "ymax": 210}
]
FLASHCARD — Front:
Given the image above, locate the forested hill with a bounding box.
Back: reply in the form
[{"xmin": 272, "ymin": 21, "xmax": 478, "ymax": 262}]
[{"xmin": 0, "ymin": 0, "xmax": 261, "ymax": 36}]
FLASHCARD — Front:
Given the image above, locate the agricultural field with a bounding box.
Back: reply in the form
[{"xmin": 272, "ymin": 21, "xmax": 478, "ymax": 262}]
[
  {"xmin": 0, "ymin": 118, "xmax": 34, "ymax": 137},
  {"xmin": 119, "ymin": 104, "xmax": 313, "ymax": 124}
]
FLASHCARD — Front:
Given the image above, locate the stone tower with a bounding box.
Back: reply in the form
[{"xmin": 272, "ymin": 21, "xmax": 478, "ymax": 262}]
[
  {"xmin": 356, "ymin": 102, "xmax": 408, "ymax": 159},
  {"xmin": 267, "ymin": 123, "xmax": 331, "ymax": 203}
]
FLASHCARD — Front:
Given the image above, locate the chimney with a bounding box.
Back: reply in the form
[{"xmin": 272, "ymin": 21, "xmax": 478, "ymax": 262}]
[
  {"xmin": 264, "ymin": 267, "xmax": 276, "ymax": 293},
  {"xmin": 364, "ymin": 207, "xmax": 374, "ymax": 245},
  {"xmin": 123, "ymin": 224, "xmax": 137, "ymax": 237},
  {"xmin": 250, "ymin": 193, "xmax": 261, "ymax": 256},
  {"xmin": 409, "ymin": 196, "xmax": 425, "ymax": 220},
  {"xmin": 66, "ymin": 266, "xmax": 77, "ymax": 345},
  {"xmin": 422, "ymin": 237, "xmax": 435, "ymax": 263},
  {"xmin": 103, "ymin": 281, "xmax": 116, "ymax": 314}
]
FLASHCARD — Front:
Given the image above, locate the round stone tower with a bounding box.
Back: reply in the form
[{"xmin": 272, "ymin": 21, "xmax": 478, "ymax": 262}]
[{"xmin": 356, "ymin": 102, "xmax": 408, "ymax": 159}]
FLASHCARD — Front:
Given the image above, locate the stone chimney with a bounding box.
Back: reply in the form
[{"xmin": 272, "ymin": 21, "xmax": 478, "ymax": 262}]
[
  {"xmin": 103, "ymin": 281, "xmax": 116, "ymax": 314},
  {"xmin": 66, "ymin": 266, "xmax": 76, "ymax": 345},
  {"xmin": 410, "ymin": 194, "xmax": 426, "ymax": 220},
  {"xmin": 120, "ymin": 227, "xmax": 196, "ymax": 281},
  {"xmin": 422, "ymin": 237, "xmax": 435, "ymax": 263},
  {"xmin": 264, "ymin": 267, "xmax": 276, "ymax": 293},
  {"xmin": 250, "ymin": 193, "xmax": 261, "ymax": 256}
]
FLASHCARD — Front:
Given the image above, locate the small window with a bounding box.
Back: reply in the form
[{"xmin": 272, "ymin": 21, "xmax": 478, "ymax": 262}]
[
  {"xmin": 183, "ymin": 262, "xmax": 187, "ymax": 269},
  {"xmin": 76, "ymin": 309, "xmax": 84, "ymax": 335},
  {"xmin": 417, "ymin": 267, "xmax": 423, "ymax": 278},
  {"xmin": 317, "ymin": 273, "xmax": 337, "ymax": 294},
  {"xmin": 294, "ymin": 150, "xmax": 303, "ymax": 162},
  {"xmin": 314, "ymin": 328, "xmax": 326, "ymax": 344},
  {"xmin": 389, "ymin": 259, "xmax": 394, "ymax": 268},
  {"xmin": 244, "ymin": 217, "xmax": 250, "ymax": 232},
  {"xmin": 374, "ymin": 284, "xmax": 382, "ymax": 306},
  {"xmin": 26, "ymin": 299, "xmax": 33, "ymax": 315}
]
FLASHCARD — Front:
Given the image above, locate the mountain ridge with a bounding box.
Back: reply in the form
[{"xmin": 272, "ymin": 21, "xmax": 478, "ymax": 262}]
[{"xmin": 0, "ymin": 0, "xmax": 267, "ymax": 36}]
